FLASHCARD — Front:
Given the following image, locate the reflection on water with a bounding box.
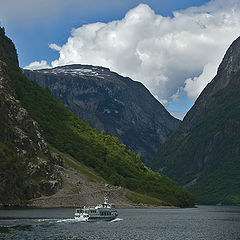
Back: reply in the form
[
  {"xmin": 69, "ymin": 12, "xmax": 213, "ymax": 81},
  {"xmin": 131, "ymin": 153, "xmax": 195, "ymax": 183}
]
[{"xmin": 0, "ymin": 206, "xmax": 240, "ymax": 240}]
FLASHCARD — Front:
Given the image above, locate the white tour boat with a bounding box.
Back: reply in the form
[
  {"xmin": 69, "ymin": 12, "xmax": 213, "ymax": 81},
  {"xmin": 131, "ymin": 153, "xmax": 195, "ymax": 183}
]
[{"xmin": 75, "ymin": 197, "xmax": 118, "ymax": 221}]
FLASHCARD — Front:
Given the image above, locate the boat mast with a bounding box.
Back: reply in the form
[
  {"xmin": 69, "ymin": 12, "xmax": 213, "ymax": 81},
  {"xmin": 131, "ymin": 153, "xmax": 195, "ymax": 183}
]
[{"xmin": 104, "ymin": 196, "xmax": 108, "ymax": 204}]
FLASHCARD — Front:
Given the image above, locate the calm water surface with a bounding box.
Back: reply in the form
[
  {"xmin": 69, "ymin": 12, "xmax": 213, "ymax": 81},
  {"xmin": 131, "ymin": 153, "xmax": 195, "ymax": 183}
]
[{"xmin": 0, "ymin": 205, "xmax": 239, "ymax": 240}]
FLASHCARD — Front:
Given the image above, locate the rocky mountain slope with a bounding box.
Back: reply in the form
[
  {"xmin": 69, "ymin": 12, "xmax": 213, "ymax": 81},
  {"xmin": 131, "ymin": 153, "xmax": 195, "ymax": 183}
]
[
  {"xmin": 24, "ymin": 65, "xmax": 180, "ymax": 164},
  {"xmin": 29, "ymin": 149, "xmax": 171, "ymax": 209},
  {"xmin": 0, "ymin": 28, "xmax": 63, "ymax": 205},
  {"xmin": 152, "ymin": 36, "xmax": 240, "ymax": 204},
  {"xmin": 0, "ymin": 27, "xmax": 195, "ymax": 208}
]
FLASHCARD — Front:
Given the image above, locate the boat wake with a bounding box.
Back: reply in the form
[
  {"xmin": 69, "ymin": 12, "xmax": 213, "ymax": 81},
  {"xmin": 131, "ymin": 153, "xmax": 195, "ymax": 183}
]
[
  {"xmin": 37, "ymin": 218, "xmax": 59, "ymax": 222},
  {"xmin": 110, "ymin": 218, "xmax": 123, "ymax": 222},
  {"xmin": 37, "ymin": 217, "xmax": 123, "ymax": 224},
  {"xmin": 54, "ymin": 217, "xmax": 123, "ymax": 223},
  {"xmin": 37, "ymin": 218, "xmax": 87, "ymax": 223},
  {"xmin": 56, "ymin": 218, "xmax": 87, "ymax": 223}
]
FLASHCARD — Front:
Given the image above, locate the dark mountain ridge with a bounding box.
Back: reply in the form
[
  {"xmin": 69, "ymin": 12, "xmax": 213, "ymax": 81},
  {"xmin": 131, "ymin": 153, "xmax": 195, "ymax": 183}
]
[
  {"xmin": 24, "ymin": 64, "xmax": 180, "ymax": 164},
  {"xmin": 152, "ymin": 36, "xmax": 240, "ymax": 204}
]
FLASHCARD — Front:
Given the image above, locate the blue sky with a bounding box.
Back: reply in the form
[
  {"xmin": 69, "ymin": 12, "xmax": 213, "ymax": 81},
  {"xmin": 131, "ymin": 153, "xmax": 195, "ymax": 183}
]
[
  {"xmin": 2, "ymin": 0, "xmax": 210, "ymax": 67},
  {"xmin": 1, "ymin": 0, "xmax": 240, "ymax": 119}
]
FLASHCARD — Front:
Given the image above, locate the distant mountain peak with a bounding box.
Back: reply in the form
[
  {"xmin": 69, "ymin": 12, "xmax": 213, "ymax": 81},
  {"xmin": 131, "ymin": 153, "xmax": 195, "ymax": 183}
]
[
  {"xmin": 33, "ymin": 64, "xmax": 112, "ymax": 79},
  {"xmin": 24, "ymin": 64, "xmax": 180, "ymax": 164}
]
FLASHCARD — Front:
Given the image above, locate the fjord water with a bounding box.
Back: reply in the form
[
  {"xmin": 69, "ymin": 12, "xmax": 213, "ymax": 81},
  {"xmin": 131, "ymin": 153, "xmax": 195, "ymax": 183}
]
[{"xmin": 0, "ymin": 206, "xmax": 239, "ymax": 240}]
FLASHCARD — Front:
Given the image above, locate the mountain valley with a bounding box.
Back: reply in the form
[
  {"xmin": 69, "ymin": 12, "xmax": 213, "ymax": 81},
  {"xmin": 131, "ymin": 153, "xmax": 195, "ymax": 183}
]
[{"xmin": 0, "ymin": 27, "xmax": 194, "ymax": 208}]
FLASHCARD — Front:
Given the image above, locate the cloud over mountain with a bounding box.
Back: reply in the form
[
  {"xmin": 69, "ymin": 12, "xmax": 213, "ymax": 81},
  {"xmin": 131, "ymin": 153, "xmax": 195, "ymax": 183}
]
[{"xmin": 25, "ymin": 0, "xmax": 240, "ymax": 105}]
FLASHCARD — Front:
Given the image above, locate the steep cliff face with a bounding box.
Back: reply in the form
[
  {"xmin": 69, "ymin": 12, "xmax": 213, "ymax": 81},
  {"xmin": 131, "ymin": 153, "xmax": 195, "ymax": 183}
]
[
  {"xmin": 24, "ymin": 65, "xmax": 180, "ymax": 164},
  {"xmin": 152, "ymin": 36, "xmax": 240, "ymax": 204},
  {"xmin": 0, "ymin": 27, "xmax": 18, "ymax": 67},
  {"xmin": 0, "ymin": 28, "xmax": 62, "ymax": 205}
]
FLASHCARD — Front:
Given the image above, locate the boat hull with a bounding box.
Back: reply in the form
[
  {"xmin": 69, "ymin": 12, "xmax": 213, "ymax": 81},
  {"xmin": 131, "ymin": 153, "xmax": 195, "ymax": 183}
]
[
  {"xmin": 88, "ymin": 215, "xmax": 117, "ymax": 221},
  {"xmin": 75, "ymin": 213, "xmax": 118, "ymax": 221}
]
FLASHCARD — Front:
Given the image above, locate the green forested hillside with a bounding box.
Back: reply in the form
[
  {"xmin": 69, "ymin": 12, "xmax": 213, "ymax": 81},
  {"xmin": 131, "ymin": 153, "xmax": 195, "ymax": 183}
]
[
  {"xmin": 187, "ymin": 72, "xmax": 240, "ymax": 204},
  {"xmin": 152, "ymin": 37, "xmax": 240, "ymax": 205},
  {"xmin": 153, "ymin": 73, "xmax": 240, "ymax": 204},
  {"xmin": 9, "ymin": 66, "xmax": 194, "ymax": 207}
]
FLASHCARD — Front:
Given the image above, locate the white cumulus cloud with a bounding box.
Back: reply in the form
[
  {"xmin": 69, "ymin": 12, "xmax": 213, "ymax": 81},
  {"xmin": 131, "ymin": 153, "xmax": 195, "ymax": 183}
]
[
  {"xmin": 28, "ymin": 0, "xmax": 240, "ymax": 105},
  {"xmin": 49, "ymin": 43, "xmax": 62, "ymax": 51},
  {"xmin": 24, "ymin": 60, "xmax": 50, "ymax": 70},
  {"xmin": 184, "ymin": 62, "xmax": 219, "ymax": 100}
]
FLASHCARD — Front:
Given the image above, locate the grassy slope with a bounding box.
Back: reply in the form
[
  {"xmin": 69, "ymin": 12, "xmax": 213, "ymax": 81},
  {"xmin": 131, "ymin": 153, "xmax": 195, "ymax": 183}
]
[{"xmin": 9, "ymin": 66, "xmax": 195, "ymax": 207}]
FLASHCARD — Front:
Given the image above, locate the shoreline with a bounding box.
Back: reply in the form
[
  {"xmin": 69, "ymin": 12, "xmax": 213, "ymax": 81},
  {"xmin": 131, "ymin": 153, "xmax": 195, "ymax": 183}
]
[{"xmin": 0, "ymin": 203, "xmax": 180, "ymax": 210}]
